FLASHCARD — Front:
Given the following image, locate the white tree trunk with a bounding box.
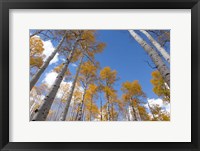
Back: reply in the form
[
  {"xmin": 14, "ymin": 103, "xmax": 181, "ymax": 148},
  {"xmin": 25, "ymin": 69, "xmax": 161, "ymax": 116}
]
[
  {"xmin": 128, "ymin": 106, "xmax": 134, "ymax": 121},
  {"xmin": 129, "ymin": 30, "xmax": 170, "ymax": 87},
  {"xmin": 59, "ymin": 56, "xmax": 84, "ymax": 121},
  {"xmin": 107, "ymin": 99, "xmax": 111, "ymax": 121},
  {"xmin": 147, "ymin": 101, "xmax": 156, "ymax": 120},
  {"xmin": 30, "ymin": 31, "xmax": 67, "ymax": 91},
  {"xmin": 32, "ymin": 39, "xmax": 79, "ymax": 121},
  {"xmin": 30, "ymin": 101, "xmax": 36, "ymax": 113},
  {"xmin": 77, "ymin": 87, "xmax": 87, "ymax": 121},
  {"xmin": 140, "ymin": 30, "xmax": 170, "ymax": 63},
  {"xmin": 131, "ymin": 104, "xmax": 138, "ymax": 121},
  {"xmin": 30, "ymin": 102, "xmax": 37, "ymax": 120}
]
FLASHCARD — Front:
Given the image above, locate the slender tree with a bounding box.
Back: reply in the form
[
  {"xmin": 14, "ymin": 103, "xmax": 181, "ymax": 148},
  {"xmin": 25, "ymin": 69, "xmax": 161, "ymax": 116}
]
[
  {"xmin": 60, "ymin": 56, "xmax": 84, "ymax": 121},
  {"xmin": 100, "ymin": 67, "xmax": 118, "ymax": 121},
  {"xmin": 121, "ymin": 80, "xmax": 145, "ymax": 121},
  {"xmin": 53, "ymin": 83, "xmax": 71, "ymax": 121},
  {"xmin": 128, "ymin": 30, "xmax": 170, "ymax": 87},
  {"xmin": 60, "ymin": 30, "xmax": 105, "ymax": 121},
  {"xmin": 147, "ymin": 101, "xmax": 156, "ymax": 120},
  {"xmin": 137, "ymin": 105, "xmax": 150, "ymax": 121},
  {"xmin": 32, "ymin": 33, "xmax": 82, "ymax": 121},
  {"xmin": 69, "ymin": 89, "xmax": 83, "ymax": 121},
  {"xmin": 84, "ymin": 83, "xmax": 98, "ymax": 121},
  {"xmin": 140, "ymin": 30, "xmax": 170, "ymax": 63},
  {"xmin": 76, "ymin": 61, "xmax": 98, "ymax": 121}
]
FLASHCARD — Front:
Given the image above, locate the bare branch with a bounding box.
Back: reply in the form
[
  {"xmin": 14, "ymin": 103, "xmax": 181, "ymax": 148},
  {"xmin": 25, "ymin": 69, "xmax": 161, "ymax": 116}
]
[
  {"xmin": 144, "ymin": 60, "xmax": 157, "ymax": 69},
  {"xmin": 30, "ymin": 30, "xmax": 44, "ymax": 38}
]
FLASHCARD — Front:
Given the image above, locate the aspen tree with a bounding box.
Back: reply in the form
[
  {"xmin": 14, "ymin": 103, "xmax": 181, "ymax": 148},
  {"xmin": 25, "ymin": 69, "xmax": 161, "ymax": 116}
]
[{"xmin": 129, "ymin": 30, "xmax": 170, "ymax": 87}]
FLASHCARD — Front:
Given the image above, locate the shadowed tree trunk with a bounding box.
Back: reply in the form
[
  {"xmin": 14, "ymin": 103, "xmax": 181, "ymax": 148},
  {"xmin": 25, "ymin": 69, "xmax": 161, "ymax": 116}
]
[
  {"xmin": 140, "ymin": 30, "xmax": 170, "ymax": 63},
  {"xmin": 60, "ymin": 56, "xmax": 84, "ymax": 121},
  {"xmin": 32, "ymin": 38, "xmax": 80, "ymax": 121},
  {"xmin": 75, "ymin": 104, "xmax": 81, "ymax": 120},
  {"xmin": 131, "ymin": 104, "xmax": 137, "ymax": 121},
  {"xmin": 129, "ymin": 30, "xmax": 170, "ymax": 87},
  {"xmin": 30, "ymin": 31, "xmax": 67, "ymax": 91}
]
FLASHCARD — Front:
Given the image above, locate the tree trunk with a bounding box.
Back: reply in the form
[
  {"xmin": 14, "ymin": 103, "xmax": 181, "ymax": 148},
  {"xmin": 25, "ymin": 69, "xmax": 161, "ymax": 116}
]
[
  {"xmin": 131, "ymin": 104, "xmax": 137, "ymax": 121},
  {"xmin": 54, "ymin": 91, "xmax": 66, "ymax": 121},
  {"xmin": 107, "ymin": 98, "xmax": 111, "ymax": 121},
  {"xmin": 111, "ymin": 103, "xmax": 114, "ymax": 121},
  {"xmin": 77, "ymin": 86, "xmax": 87, "ymax": 121},
  {"xmin": 32, "ymin": 39, "xmax": 79, "ymax": 121},
  {"xmin": 126, "ymin": 106, "xmax": 133, "ymax": 121},
  {"xmin": 30, "ymin": 101, "xmax": 37, "ymax": 120},
  {"xmin": 100, "ymin": 96, "xmax": 103, "ymax": 121},
  {"xmin": 59, "ymin": 56, "xmax": 84, "ymax": 121},
  {"xmin": 30, "ymin": 101, "xmax": 36, "ymax": 114},
  {"xmin": 30, "ymin": 31, "xmax": 67, "ymax": 91},
  {"xmin": 89, "ymin": 99, "xmax": 93, "ymax": 121},
  {"xmin": 140, "ymin": 30, "xmax": 170, "ymax": 63},
  {"xmin": 129, "ymin": 30, "xmax": 170, "ymax": 87},
  {"xmin": 70, "ymin": 101, "xmax": 76, "ymax": 121},
  {"xmin": 75, "ymin": 104, "xmax": 81, "ymax": 120},
  {"xmin": 135, "ymin": 106, "xmax": 141, "ymax": 121},
  {"xmin": 147, "ymin": 101, "xmax": 156, "ymax": 120}
]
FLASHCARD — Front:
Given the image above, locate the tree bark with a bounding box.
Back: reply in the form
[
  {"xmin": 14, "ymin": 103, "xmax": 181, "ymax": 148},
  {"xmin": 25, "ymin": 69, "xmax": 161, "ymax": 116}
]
[
  {"xmin": 140, "ymin": 30, "xmax": 170, "ymax": 63},
  {"xmin": 30, "ymin": 31, "xmax": 67, "ymax": 91},
  {"xmin": 111, "ymin": 103, "xmax": 114, "ymax": 121},
  {"xmin": 127, "ymin": 106, "xmax": 132, "ymax": 121},
  {"xmin": 71, "ymin": 103, "xmax": 76, "ymax": 121},
  {"xmin": 131, "ymin": 104, "xmax": 137, "ymax": 121},
  {"xmin": 100, "ymin": 96, "xmax": 103, "ymax": 121},
  {"xmin": 59, "ymin": 56, "xmax": 84, "ymax": 121},
  {"xmin": 77, "ymin": 86, "xmax": 87, "ymax": 121},
  {"xmin": 107, "ymin": 97, "xmax": 111, "ymax": 121},
  {"xmin": 30, "ymin": 101, "xmax": 37, "ymax": 120},
  {"xmin": 135, "ymin": 106, "xmax": 141, "ymax": 121},
  {"xmin": 32, "ymin": 38, "xmax": 79, "ymax": 121},
  {"xmin": 75, "ymin": 103, "xmax": 81, "ymax": 120},
  {"xmin": 147, "ymin": 101, "xmax": 156, "ymax": 120},
  {"xmin": 129, "ymin": 30, "xmax": 170, "ymax": 87},
  {"xmin": 89, "ymin": 99, "xmax": 93, "ymax": 121},
  {"xmin": 54, "ymin": 91, "xmax": 66, "ymax": 121}
]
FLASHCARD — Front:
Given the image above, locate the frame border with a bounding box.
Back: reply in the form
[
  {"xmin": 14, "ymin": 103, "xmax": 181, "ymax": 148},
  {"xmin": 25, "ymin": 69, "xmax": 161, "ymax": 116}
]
[{"xmin": 0, "ymin": 0, "xmax": 199, "ymax": 150}]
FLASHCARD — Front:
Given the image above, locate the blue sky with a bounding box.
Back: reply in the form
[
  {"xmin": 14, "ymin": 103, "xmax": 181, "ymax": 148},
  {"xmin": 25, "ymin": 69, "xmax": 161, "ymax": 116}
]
[
  {"xmin": 31, "ymin": 30, "xmax": 170, "ymax": 115},
  {"xmin": 95, "ymin": 30, "xmax": 168, "ymax": 100}
]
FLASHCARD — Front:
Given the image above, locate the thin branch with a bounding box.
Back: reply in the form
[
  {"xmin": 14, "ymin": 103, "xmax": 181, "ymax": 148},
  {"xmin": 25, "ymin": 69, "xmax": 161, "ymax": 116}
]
[
  {"xmin": 144, "ymin": 60, "xmax": 157, "ymax": 69},
  {"xmin": 30, "ymin": 30, "xmax": 44, "ymax": 38}
]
